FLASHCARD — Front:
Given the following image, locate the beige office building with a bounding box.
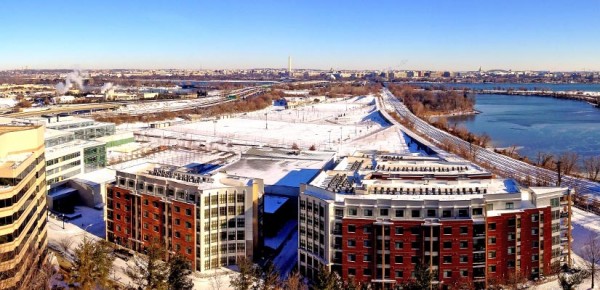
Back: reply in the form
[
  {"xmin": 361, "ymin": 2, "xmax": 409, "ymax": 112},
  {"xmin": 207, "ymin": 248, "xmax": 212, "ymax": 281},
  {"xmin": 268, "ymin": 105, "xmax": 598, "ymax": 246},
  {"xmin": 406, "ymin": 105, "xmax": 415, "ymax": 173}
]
[{"xmin": 0, "ymin": 125, "xmax": 48, "ymax": 289}]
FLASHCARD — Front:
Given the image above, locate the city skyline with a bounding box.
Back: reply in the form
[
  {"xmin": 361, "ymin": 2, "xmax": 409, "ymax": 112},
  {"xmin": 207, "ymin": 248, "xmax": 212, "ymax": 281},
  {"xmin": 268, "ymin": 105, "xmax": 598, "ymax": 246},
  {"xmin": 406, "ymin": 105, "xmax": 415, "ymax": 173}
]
[{"xmin": 1, "ymin": 1, "xmax": 599, "ymax": 71}]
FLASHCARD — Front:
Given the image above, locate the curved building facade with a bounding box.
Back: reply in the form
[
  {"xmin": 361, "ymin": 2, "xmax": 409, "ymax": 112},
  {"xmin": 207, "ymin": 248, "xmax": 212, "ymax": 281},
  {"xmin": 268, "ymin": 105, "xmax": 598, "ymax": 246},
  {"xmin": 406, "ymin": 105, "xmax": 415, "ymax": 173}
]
[{"xmin": 0, "ymin": 125, "xmax": 48, "ymax": 289}]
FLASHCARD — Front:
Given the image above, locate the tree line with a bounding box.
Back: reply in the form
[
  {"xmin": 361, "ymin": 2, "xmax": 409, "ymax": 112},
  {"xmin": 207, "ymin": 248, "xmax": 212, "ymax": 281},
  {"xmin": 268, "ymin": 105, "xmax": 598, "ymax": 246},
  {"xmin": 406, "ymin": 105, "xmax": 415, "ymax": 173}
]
[{"xmin": 388, "ymin": 84, "xmax": 475, "ymax": 117}]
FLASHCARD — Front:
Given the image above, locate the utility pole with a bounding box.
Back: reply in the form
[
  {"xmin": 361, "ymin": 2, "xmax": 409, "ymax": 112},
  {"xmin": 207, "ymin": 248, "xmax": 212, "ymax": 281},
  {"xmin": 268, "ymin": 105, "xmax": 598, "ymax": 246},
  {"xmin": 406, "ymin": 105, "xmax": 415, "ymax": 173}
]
[{"xmin": 557, "ymin": 160, "xmax": 562, "ymax": 186}]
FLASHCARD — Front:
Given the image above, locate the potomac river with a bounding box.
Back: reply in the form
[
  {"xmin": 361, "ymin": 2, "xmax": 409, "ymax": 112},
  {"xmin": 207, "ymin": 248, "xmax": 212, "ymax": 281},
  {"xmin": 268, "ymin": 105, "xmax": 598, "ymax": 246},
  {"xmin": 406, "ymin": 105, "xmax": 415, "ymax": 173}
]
[{"xmin": 447, "ymin": 93, "xmax": 600, "ymax": 161}]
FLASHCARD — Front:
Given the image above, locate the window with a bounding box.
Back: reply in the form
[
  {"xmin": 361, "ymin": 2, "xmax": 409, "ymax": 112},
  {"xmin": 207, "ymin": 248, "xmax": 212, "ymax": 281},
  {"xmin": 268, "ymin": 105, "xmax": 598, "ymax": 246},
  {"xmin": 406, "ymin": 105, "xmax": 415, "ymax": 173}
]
[
  {"xmin": 364, "ymin": 209, "xmax": 373, "ymax": 217},
  {"xmin": 488, "ymin": 265, "xmax": 496, "ymax": 273},
  {"xmin": 395, "ymin": 256, "xmax": 403, "ymax": 264},
  {"xmin": 411, "ymin": 227, "xmax": 420, "ymax": 235},
  {"xmin": 461, "ymin": 269, "xmax": 468, "ymax": 277},
  {"xmin": 411, "ymin": 256, "xmax": 419, "ymax": 264},
  {"xmin": 443, "ymin": 256, "xmax": 452, "ymax": 264},
  {"xmin": 460, "ymin": 226, "xmax": 468, "ymax": 235},
  {"xmin": 185, "ymin": 208, "xmax": 192, "ymax": 216},
  {"xmin": 380, "ymin": 208, "xmax": 389, "ymax": 216},
  {"xmin": 472, "ymin": 208, "xmax": 483, "ymax": 216},
  {"xmin": 364, "ymin": 226, "xmax": 372, "ymax": 234},
  {"xmin": 348, "ymin": 225, "xmax": 356, "ymax": 233},
  {"xmin": 174, "ymin": 206, "xmax": 180, "ymax": 213},
  {"xmin": 186, "ymin": 221, "xmax": 192, "ymax": 229},
  {"xmin": 395, "ymin": 209, "xmax": 404, "ymax": 217},
  {"xmin": 348, "ymin": 268, "xmax": 356, "ymax": 276},
  {"xmin": 505, "ymin": 202, "xmax": 514, "ymax": 209},
  {"xmin": 364, "ymin": 269, "xmax": 372, "ymax": 276},
  {"xmin": 488, "ymin": 223, "xmax": 496, "ymax": 231},
  {"xmin": 411, "ymin": 210, "xmax": 420, "ymax": 218},
  {"xmin": 395, "ymin": 227, "xmax": 404, "ymax": 235},
  {"xmin": 488, "ymin": 251, "xmax": 496, "ymax": 259},
  {"xmin": 459, "ymin": 241, "xmax": 468, "ymax": 249},
  {"xmin": 551, "ymin": 198, "xmax": 560, "ymax": 207},
  {"xmin": 442, "ymin": 210, "xmax": 452, "ymax": 218},
  {"xmin": 532, "ymin": 241, "xmax": 539, "ymax": 248},
  {"xmin": 363, "ymin": 254, "xmax": 371, "ymax": 262},
  {"xmin": 411, "ymin": 242, "xmax": 419, "ymax": 250},
  {"xmin": 488, "ymin": 237, "xmax": 496, "ymax": 245},
  {"xmin": 508, "ymin": 247, "xmax": 516, "ymax": 255},
  {"xmin": 395, "ymin": 242, "xmax": 403, "ymax": 249},
  {"xmin": 443, "ymin": 241, "xmax": 452, "ymax": 249},
  {"xmin": 175, "ymin": 219, "xmax": 181, "ymax": 225},
  {"xmin": 458, "ymin": 208, "xmax": 469, "ymax": 217},
  {"xmin": 532, "ymin": 254, "xmax": 539, "ymax": 261},
  {"xmin": 443, "ymin": 270, "xmax": 452, "ymax": 278},
  {"xmin": 460, "ymin": 255, "xmax": 468, "ymax": 263},
  {"xmin": 364, "ymin": 240, "xmax": 372, "ymax": 248},
  {"xmin": 395, "ymin": 270, "xmax": 403, "ymax": 278},
  {"xmin": 348, "ymin": 208, "xmax": 357, "ymax": 216},
  {"xmin": 443, "ymin": 227, "xmax": 452, "ymax": 235},
  {"xmin": 427, "ymin": 209, "xmax": 436, "ymax": 217},
  {"xmin": 348, "ymin": 254, "xmax": 356, "ymax": 262},
  {"xmin": 531, "ymin": 214, "xmax": 539, "ymax": 222},
  {"xmin": 348, "ymin": 239, "xmax": 356, "ymax": 247},
  {"xmin": 532, "ymin": 228, "xmax": 539, "ymax": 235}
]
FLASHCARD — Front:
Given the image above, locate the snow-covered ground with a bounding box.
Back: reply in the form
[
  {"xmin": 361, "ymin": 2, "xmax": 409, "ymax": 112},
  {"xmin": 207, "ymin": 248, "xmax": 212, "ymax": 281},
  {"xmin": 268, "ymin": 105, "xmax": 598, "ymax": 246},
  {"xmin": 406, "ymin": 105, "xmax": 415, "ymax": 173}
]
[
  {"xmin": 533, "ymin": 207, "xmax": 600, "ymax": 289},
  {"xmin": 272, "ymin": 231, "xmax": 298, "ymax": 279},
  {"xmin": 264, "ymin": 220, "xmax": 297, "ymax": 250},
  {"xmin": 143, "ymin": 96, "xmax": 390, "ymax": 151}
]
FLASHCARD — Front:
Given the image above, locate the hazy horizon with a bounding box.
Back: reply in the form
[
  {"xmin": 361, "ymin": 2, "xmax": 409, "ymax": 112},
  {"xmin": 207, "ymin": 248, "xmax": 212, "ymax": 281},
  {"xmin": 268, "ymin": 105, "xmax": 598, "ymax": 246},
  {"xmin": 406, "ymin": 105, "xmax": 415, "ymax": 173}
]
[{"xmin": 1, "ymin": 0, "xmax": 599, "ymax": 71}]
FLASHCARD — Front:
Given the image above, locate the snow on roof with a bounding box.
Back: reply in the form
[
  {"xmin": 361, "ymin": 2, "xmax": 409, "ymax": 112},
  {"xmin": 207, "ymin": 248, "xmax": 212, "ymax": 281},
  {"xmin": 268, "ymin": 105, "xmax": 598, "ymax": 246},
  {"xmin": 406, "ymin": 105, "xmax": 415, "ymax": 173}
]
[
  {"xmin": 221, "ymin": 148, "xmax": 334, "ymax": 187},
  {"xmin": 75, "ymin": 168, "xmax": 116, "ymax": 185},
  {"xmin": 264, "ymin": 195, "xmax": 289, "ymax": 214}
]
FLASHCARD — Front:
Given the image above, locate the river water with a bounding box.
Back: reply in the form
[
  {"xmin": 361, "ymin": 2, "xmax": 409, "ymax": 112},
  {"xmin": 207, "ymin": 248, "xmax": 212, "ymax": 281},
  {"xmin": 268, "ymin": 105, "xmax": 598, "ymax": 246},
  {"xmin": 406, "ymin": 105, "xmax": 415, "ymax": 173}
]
[{"xmin": 447, "ymin": 93, "xmax": 600, "ymax": 161}]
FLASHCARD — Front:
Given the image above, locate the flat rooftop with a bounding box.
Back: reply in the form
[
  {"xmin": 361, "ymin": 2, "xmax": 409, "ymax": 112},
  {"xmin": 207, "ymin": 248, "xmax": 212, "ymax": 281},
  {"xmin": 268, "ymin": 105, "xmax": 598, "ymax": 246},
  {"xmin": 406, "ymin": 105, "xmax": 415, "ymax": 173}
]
[
  {"xmin": 221, "ymin": 147, "xmax": 334, "ymax": 187},
  {"xmin": 118, "ymin": 162, "xmax": 254, "ymax": 190},
  {"xmin": 46, "ymin": 139, "xmax": 105, "ymax": 157}
]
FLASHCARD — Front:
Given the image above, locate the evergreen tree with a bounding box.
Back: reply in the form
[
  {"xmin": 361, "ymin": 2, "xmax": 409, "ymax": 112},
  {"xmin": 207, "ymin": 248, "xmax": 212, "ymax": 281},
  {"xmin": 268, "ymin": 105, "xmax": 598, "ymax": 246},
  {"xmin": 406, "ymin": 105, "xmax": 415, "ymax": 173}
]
[
  {"xmin": 72, "ymin": 237, "xmax": 115, "ymax": 290},
  {"xmin": 230, "ymin": 257, "xmax": 258, "ymax": 290},
  {"xmin": 313, "ymin": 266, "xmax": 341, "ymax": 290},
  {"xmin": 168, "ymin": 254, "xmax": 194, "ymax": 290},
  {"xmin": 125, "ymin": 239, "xmax": 169, "ymax": 290}
]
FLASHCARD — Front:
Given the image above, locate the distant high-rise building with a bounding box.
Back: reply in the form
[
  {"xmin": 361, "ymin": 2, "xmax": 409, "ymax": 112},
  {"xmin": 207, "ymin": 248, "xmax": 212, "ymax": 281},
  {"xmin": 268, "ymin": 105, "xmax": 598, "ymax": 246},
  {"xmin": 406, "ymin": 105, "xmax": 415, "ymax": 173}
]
[
  {"xmin": 0, "ymin": 124, "xmax": 48, "ymax": 288},
  {"xmin": 288, "ymin": 56, "xmax": 292, "ymax": 77}
]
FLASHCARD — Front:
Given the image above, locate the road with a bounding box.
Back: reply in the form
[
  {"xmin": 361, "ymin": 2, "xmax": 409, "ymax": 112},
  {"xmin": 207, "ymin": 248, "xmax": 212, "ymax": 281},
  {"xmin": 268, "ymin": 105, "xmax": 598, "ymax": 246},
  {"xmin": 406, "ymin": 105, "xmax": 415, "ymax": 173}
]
[{"xmin": 380, "ymin": 87, "xmax": 600, "ymax": 196}]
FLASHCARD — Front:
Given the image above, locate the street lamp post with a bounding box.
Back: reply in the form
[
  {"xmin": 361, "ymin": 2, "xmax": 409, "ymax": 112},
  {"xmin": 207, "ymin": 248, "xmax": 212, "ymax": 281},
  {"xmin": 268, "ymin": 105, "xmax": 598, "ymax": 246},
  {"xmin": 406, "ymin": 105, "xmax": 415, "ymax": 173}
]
[
  {"xmin": 328, "ymin": 130, "xmax": 332, "ymax": 149},
  {"xmin": 264, "ymin": 112, "xmax": 268, "ymax": 129},
  {"xmin": 213, "ymin": 119, "xmax": 217, "ymax": 136}
]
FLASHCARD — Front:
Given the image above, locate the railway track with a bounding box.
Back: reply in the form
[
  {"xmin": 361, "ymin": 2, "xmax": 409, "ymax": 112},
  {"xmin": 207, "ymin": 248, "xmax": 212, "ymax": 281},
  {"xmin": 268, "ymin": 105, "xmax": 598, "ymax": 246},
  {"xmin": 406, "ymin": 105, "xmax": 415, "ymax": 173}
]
[{"xmin": 380, "ymin": 88, "xmax": 600, "ymax": 197}]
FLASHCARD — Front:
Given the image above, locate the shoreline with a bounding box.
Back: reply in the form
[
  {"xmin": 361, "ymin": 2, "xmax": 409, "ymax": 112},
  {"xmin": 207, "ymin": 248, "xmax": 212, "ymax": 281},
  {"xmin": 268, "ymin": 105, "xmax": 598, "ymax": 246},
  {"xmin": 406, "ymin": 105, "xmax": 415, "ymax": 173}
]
[{"xmin": 427, "ymin": 109, "xmax": 481, "ymax": 118}]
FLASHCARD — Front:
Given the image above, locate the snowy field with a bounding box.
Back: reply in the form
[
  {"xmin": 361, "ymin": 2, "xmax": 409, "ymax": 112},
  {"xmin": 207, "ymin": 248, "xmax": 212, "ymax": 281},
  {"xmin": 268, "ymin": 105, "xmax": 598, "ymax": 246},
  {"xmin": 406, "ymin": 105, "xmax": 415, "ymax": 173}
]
[{"xmin": 145, "ymin": 96, "xmax": 393, "ymax": 151}]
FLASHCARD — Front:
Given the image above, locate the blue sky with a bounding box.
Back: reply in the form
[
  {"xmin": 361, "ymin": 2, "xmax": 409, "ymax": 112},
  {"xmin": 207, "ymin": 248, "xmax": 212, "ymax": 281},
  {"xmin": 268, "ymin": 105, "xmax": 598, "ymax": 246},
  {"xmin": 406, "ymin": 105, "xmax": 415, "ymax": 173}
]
[{"xmin": 1, "ymin": 0, "xmax": 599, "ymax": 71}]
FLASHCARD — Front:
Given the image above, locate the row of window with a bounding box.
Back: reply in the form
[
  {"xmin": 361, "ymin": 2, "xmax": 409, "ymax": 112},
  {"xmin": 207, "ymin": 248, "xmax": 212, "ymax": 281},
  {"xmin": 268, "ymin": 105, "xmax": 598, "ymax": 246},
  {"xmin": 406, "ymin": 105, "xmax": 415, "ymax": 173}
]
[
  {"xmin": 343, "ymin": 207, "xmax": 484, "ymax": 219},
  {"xmin": 46, "ymin": 152, "xmax": 80, "ymax": 167}
]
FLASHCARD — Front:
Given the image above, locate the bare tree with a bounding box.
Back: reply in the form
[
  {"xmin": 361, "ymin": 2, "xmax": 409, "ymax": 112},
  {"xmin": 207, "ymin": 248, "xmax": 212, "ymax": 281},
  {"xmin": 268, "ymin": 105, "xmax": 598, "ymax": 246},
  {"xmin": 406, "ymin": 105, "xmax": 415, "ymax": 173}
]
[
  {"xmin": 536, "ymin": 151, "xmax": 555, "ymax": 169},
  {"xmin": 57, "ymin": 236, "xmax": 74, "ymax": 256},
  {"xmin": 209, "ymin": 269, "xmax": 225, "ymax": 290},
  {"xmin": 559, "ymin": 152, "xmax": 579, "ymax": 176},
  {"xmin": 282, "ymin": 271, "xmax": 307, "ymax": 290},
  {"xmin": 583, "ymin": 232, "xmax": 600, "ymax": 289},
  {"xmin": 584, "ymin": 155, "xmax": 600, "ymax": 181},
  {"xmin": 478, "ymin": 132, "xmax": 491, "ymax": 148}
]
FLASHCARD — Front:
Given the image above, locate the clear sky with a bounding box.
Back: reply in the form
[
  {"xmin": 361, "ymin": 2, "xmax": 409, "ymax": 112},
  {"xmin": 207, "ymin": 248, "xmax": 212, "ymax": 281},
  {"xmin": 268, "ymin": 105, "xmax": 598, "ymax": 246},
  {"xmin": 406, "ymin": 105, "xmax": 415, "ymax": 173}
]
[{"xmin": 1, "ymin": 0, "xmax": 599, "ymax": 71}]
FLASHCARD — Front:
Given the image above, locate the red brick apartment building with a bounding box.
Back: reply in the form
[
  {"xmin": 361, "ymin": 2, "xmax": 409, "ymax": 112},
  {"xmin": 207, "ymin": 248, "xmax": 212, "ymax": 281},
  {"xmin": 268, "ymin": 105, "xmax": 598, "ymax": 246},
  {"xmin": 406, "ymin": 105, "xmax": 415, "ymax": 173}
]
[
  {"xmin": 298, "ymin": 152, "xmax": 571, "ymax": 289},
  {"xmin": 106, "ymin": 162, "xmax": 264, "ymax": 272}
]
